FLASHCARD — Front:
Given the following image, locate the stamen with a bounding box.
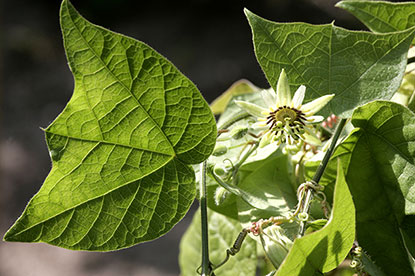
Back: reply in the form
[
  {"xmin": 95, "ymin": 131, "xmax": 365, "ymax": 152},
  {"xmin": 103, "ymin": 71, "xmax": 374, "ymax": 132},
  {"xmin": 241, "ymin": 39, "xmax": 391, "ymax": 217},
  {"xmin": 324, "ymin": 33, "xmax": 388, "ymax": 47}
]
[{"xmin": 263, "ymin": 105, "xmax": 313, "ymax": 146}]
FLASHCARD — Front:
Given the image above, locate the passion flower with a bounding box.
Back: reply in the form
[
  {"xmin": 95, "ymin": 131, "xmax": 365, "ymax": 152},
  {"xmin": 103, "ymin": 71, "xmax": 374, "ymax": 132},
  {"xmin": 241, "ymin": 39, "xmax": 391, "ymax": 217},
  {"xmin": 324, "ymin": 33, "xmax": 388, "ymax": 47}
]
[{"xmin": 235, "ymin": 69, "xmax": 334, "ymax": 147}]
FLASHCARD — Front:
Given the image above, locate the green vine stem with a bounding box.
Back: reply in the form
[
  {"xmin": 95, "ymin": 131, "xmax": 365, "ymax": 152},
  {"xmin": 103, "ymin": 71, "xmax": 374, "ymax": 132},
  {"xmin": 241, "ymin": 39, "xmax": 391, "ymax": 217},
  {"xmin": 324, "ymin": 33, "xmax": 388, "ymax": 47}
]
[
  {"xmin": 298, "ymin": 118, "xmax": 347, "ymax": 236},
  {"xmin": 200, "ymin": 161, "xmax": 212, "ymax": 276}
]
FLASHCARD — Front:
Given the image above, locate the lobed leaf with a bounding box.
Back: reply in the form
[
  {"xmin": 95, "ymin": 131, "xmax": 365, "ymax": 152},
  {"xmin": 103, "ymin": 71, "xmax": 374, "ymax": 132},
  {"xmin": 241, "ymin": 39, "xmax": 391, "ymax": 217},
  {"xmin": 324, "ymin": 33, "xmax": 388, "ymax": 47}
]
[
  {"xmin": 245, "ymin": 9, "xmax": 415, "ymax": 117},
  {"xmin": 3, "ymin": 0, "xmax": 216, "ymax": 251},
  {"xmin": 276, "ymin": 161, "xmax": 355, "ymax": 276}
]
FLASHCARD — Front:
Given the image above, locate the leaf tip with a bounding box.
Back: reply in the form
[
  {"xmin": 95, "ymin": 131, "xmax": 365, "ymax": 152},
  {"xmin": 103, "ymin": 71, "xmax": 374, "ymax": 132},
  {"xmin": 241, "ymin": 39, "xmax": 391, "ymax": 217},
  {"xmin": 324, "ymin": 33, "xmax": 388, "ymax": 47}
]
[
  {"xmin": 3, "ymin": 227, "xmax": 16, "ymax": 242},
  {"xmin": 60, "ymin": 0, "xmax": 69, "ymax": 10},
  {"xmin": 244, "ymin": 8, "xmax": 258, "ymax": 24},
  {"xmin": 334, "ymin": 1, "xmax": 346, "ymax": 9},
  {"xmin": 243, "ymin": 8, "xmax": 252, "ymax": 17}
]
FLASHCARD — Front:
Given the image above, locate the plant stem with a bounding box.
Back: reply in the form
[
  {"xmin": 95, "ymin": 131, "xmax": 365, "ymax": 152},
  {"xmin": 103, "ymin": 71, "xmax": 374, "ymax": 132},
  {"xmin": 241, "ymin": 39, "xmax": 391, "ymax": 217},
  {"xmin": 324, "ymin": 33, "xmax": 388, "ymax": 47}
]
[
  {"xmin": 200, "ymin": 161, "xmax": 211, "ymax": 276},
  {"xmin": 298, "ymin": 118, "xmax": 347, "ymax": 236}
]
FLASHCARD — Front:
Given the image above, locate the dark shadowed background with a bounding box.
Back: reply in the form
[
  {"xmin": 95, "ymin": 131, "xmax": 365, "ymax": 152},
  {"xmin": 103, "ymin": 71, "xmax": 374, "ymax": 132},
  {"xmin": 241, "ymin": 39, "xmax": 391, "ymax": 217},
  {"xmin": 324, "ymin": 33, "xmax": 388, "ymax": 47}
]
[{"xmin": 0, "ymin": 0, "xmax": 367, "ymax": 275}]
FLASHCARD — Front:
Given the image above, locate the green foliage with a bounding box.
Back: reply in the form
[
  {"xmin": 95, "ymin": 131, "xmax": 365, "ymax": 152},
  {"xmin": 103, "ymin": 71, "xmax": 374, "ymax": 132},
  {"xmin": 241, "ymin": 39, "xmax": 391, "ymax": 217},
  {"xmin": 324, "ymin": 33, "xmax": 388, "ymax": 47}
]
[
  {"xmin": 276, "ymin": 162, "xmax": 355, "ymax": 276},
  {"xmin": 329, "ymin": 101, "xmax": 415, "ymax": 275},
  {"xmin": 179, "ymin": 209, "xmax": 257, "ymax": 276},
  {"xmin": 210, "ymin": 80, "xmax": 259, "ymax": 115},
  {"xmin": 337, "ymin": 0, "xmax": 415, "ymax": 35},
  {"xmin": 245, "ymin": 9, "xmax": 415, "ymax": 117},
  {"xmin": 5, "ymin": 0, "xmax": 415, "ymax": 275},
  {"xmin": 236, "ymin": 153, "xmax": 297, "ymax": 228},
  {"xmin": 3, "ymin": 0, "xmax": 216, "ymax": 251}
]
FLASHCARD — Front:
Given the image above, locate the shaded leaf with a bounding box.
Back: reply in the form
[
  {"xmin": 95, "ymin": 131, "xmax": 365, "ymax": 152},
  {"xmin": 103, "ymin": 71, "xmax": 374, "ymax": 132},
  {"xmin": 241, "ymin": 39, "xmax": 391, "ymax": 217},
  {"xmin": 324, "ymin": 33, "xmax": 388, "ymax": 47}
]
[
  {"xmin": 3, "ymin": 0, "xmax": 216, "ymax": 251},
  {"xmin": 329, "ymin": 100, "xmax": 415, "ymax": 275},
  {"xmin": 276, "ymin": 161, "xmax": 355, "ymax": 275},
  {"xmin": 237, "ymin": 153, "xmax": 297, "ymax": 228},
  {"xmin": 245, "ymin": 9, "xmax": 415, "ymax": 117},
  {"xmin": 179, "ymin": 209, "xmax": 257, "ymax": 276}
]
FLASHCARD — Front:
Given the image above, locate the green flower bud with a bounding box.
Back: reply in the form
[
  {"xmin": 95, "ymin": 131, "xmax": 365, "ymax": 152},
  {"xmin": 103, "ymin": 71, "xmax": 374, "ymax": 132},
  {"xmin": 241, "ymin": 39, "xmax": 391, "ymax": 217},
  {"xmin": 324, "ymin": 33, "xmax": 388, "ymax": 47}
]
[
  {"xmin": 353, "ymin": 246, "xmax": 362, "ymax": 258},
  {"xmin": 260, "ymin": 225, "xmax": 293, "ymax": 269},
  {"xmin": 229, "ymin": 126, "xmax": 248, "ymax": 140},
  {"xmin": 283, "ymin": 142, "xmax": 302, "ymax": 155},
  {"xmin": 399, "ymin": 72, "xmax": 415, "ymax": 96},
  {"xmin": 213, "ymin": 164, "xmax": 227, "ymax": 177},
  {"xmin": 212, "ymin": 144, "xmax": 228, "ymax": 156},
  {"xmin": 214, "ymin": 187, "xmax": 229, "ymax": 205}
]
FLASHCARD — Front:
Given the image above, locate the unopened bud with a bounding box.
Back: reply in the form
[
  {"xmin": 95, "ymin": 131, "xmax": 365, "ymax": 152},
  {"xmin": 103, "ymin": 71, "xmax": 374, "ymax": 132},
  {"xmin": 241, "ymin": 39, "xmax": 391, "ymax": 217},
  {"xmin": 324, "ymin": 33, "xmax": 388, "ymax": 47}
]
[
  {"xmin": 399, "ymin": 72, "xmax": 415, "ymax": 96},
  {"xmin": 214, "ymin": 187, "xmax": 229, "ymax": 205},
  {"xmin": 260, "ymin": 225, "xmax": 293, "ymax": 269},
  {"xmin": 353, "ymin": 246, "xmax": 362, "ymax": 258},
  {"xmin": 213, "ymin": 164, "xmax": 227, "ymax": 177},
  {"xmin": 230, "ymin": 126, "xmax": 248, "ymax": 140},
  {"xmin": 212, "ymin": 144, "xmax": 228, "ymax": 156}
]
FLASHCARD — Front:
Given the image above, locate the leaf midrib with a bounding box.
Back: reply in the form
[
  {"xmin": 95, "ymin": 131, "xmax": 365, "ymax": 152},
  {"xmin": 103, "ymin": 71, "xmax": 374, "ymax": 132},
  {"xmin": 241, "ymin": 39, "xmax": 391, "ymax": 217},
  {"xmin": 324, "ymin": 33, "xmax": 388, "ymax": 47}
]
[
  {"xmin": 46, "ymin": 130, "xmax": 174, "ymax": 156},
  {"xmin": 253, "ymin": 17, "xmax": 324, "ymax": 97},
  {"xmin": 63, "ymin": 1, "xmax": 175, "ymax": 155}
]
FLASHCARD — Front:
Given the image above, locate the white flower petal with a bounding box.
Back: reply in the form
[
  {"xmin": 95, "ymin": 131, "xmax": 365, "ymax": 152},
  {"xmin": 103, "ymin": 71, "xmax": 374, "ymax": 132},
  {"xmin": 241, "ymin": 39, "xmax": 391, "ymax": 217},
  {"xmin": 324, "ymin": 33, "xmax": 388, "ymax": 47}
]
[
  {"xmin": 261, "ymin": 88, "xmax": 277, "ymax": 107},
  {"xmin": 307, "ymin": 115, "xmax": 324, "ymax": 123},
  {"xmin": 292, "ymin": 85, "xmax": 306, "ymax": 108},
  {"xmin": 252, "ymin": 121, "xmax": 268, "ymax": 130},
  {"xmin": 234, "ymin": 100, "xmax": 267, "ymax": 118},
  {"xmin": 276, "ymin": 69, "xmax": 291, "ymax": 106},
  {"xmin": 302, "ymin": 94, "xmax": 335, "ymax": 115}
]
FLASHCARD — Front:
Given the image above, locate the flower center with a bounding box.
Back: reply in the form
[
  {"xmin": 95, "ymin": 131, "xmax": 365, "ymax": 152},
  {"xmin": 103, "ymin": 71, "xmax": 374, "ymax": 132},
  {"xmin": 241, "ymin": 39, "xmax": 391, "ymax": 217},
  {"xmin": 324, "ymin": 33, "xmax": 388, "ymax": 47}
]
[
  {"xmin": 266, "ymin": 106, "xmax": 306, "ymax": 128},
  {"xmin": 275, "ymin": 108, "xmax": 297, "ymax": 123},
  {"xmin": 265, "ymin": 106, "xmax": 308, "ymax": 143}
]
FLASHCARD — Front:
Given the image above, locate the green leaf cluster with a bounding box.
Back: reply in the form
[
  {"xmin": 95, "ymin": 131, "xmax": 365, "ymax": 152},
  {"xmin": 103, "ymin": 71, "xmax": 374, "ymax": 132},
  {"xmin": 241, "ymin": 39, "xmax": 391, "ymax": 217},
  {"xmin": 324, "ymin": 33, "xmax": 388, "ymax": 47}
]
[
  {"xmin": 5, "ymin": 1, "xmax": 415, "ymax": 276},
  {"xmin": 326, "ymin": 101, "xmax": 415, "ymax": 275}
]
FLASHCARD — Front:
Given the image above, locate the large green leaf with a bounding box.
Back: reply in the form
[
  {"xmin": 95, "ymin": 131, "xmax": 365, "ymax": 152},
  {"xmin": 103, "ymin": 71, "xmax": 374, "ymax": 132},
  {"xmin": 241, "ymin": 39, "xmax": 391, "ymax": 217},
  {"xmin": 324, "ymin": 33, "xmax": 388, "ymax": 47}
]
[
  {"xmin": 276, "ymin": 161, "xmax": 355, "ymax": 276},
  {"xmin": 3, "ymin": 0, "xmax": 216, "ymax": 251},
  {"xmin": 329, "ymin": 100, "xmax": 415, "ymax": 275},
  {"xmin": 337, "ymin": 1, "xmax": 415, "ymax": 35},
  {"xmin": 179, "ymin": 209, "xmax": 257, "ymax": 276},
  {"xmin": 245, "ymin": 9, "xmax": 415, "ymax": 117}
]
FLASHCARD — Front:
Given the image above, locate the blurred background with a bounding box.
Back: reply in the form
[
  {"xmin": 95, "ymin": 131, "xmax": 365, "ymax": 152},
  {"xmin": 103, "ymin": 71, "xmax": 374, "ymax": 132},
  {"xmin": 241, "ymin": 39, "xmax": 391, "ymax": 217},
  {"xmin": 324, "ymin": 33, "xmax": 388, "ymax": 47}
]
[{"xmin": 0, "ymin": 0, "xmax": 368, "ymax": 275}]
